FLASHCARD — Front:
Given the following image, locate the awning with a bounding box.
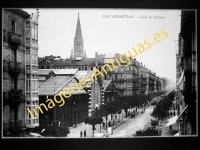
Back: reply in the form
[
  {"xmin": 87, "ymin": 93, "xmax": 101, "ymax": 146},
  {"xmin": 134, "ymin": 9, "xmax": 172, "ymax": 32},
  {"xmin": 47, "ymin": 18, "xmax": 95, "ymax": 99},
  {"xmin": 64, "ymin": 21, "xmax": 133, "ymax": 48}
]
[
  {"xmin": 164, "ymin": 115, "xmax": 178, "ymax": 127},
  {"xmin": 177, "ymin": 71, "xmax": 184, "ymax": 88},
  {"xmin": 177, "ymin": 105, "xmax": 188, "ymax": 120},
  {"xmin": 30, "ymin": 132, "xmax": 43, "ymax": 137},
  {"xmin": 173, "ymin": 132, "xmax": 180, "ymax": 136}
]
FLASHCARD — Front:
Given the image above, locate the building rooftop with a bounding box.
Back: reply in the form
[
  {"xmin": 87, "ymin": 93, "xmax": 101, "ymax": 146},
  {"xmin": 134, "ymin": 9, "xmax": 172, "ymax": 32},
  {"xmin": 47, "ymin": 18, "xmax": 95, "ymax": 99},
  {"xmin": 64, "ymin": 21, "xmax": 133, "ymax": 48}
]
[
  {"xmin": 39, "ymin": 69, "xmax": 78, "ymax": 75},
  {"xmin": 52, "ymin": 69, "xmax": 78, "ymax": 75},
  {"xmin": 38, "ymin": 69, "xmax": 54, "ymax": 75},
  {"xmin": 5, "ymin": 9, "xmax": 31, "ymax": 18},
  {"xmin": 39, "ymin": 76, "xmax": 73, "ymax": 95},
  {"xmin": 60, "ymin": 78, "xmax": 87, "ymax": 95},
  {"xmin": 75, "ymin": 70, "xmax": 94, "ymax": 80},
  {"xmin": 103, "ymin": 80, "xmax": 112, "ymax": 91},
  {"xmin": 52, "ymin": 58, "xmax": 96, "ymax": 67}
]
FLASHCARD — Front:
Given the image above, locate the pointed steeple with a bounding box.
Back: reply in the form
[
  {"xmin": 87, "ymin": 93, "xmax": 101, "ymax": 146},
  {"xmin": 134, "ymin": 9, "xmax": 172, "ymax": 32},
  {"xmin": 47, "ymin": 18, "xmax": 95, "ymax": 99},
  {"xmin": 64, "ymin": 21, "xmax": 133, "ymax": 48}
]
[
  {"xmin": 71, "ymin": 13, "xmax": 87, "ymax": 58},
  {"xmin": 75, "ymin": 12, "xmax": 82, "ymax": 37}
]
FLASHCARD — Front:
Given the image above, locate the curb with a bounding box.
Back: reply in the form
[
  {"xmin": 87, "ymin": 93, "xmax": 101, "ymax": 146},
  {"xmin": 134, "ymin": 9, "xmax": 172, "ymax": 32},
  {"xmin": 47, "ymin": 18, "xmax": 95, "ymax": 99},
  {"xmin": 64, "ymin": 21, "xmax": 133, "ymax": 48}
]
[{"xmin": 112, "ymin": 117, "xmax": 131, "ymax": 130}]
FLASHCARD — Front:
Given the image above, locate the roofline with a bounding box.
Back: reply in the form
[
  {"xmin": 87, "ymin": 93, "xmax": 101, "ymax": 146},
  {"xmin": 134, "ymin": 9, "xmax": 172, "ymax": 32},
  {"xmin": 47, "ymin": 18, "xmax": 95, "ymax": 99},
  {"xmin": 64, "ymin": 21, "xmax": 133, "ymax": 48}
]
[
  {"xmin": 4, "ymin": 9, "xmax": 31, "ymax": 18},
  {"xmin": 74, "ymin": 76, "xmax": 89, "ymax": 93},
  {"xmin": 54, "ymin": 76, "xmax": 76, "ymax": 94},
  {"xmin": 39, "ymin": 92, "xmax": 88, "ymax": 96}
]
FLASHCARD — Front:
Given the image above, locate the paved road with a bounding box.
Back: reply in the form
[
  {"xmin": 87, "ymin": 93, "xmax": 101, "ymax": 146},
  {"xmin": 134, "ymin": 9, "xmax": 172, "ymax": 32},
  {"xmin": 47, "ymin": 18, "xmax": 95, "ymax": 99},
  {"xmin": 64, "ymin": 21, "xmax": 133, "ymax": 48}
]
[{"xmin": 109, "ymin": 105, "xmax": 154, "ymax": 137}]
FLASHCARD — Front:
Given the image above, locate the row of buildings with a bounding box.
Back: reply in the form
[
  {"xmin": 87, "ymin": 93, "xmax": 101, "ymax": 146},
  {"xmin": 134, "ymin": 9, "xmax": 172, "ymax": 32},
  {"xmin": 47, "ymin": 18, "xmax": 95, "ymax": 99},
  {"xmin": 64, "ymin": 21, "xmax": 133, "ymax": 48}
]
[
  {"xmin": 175, "ymin": 10, "xmax": 197, "ymax": 135},
  {"xmin": 38, "ymin": 13, "xmax": 167, "ymax": 96},
  {"xmin": 2, "ymin": 9, "xmax": 167, "ymax": 136},
  {"xmin": 39, "ymin": 54, "xmax": 167, "ymax": 96}
]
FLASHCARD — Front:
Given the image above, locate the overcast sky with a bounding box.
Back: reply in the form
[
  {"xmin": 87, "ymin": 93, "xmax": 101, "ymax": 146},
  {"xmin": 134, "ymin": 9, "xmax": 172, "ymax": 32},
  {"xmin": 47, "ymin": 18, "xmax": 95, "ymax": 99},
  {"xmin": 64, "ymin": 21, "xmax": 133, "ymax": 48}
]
[{"xmin": 23, "ymin": 8, "xmax": 181, "ymax": 83}]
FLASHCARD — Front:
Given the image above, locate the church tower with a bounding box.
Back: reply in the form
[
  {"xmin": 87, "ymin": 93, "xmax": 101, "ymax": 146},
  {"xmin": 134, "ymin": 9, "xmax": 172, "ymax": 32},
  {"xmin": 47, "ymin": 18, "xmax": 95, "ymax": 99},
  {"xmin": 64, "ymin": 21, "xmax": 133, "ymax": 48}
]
[{"xmin": 70, "ymin": 13, "xmax": 87, "ymax": 59}]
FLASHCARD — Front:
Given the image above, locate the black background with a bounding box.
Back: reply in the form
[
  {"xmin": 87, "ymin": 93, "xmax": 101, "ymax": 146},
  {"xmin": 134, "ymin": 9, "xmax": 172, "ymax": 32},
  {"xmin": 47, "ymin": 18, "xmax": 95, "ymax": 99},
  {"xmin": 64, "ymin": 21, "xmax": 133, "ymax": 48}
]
[{"xmin": 1, "ymin": 0, "xmax": 199, "ymax": 150}]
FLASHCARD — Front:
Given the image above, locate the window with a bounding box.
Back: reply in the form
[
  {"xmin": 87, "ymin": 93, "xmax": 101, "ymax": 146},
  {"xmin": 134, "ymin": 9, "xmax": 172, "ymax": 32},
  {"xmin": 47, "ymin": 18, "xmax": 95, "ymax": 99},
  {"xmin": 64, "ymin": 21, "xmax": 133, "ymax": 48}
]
[
  {"xmin": 32, "ymin": 23, "xmax": 38, "ymax": 40},
  {"xmin": 11, "ymin": 20, "xmax": 16, "ymax": 33},
  {"xmin": 79, "ymin": 67, "xmax": 81, "ymax": 70},
  {"xmin": 91, "ymin": 67, "xmax": 93, "ymax": 70},
  {"xmin": 107, "ymin": 97, "xmax": 109, "ymax": 102},
  {"xmin": 115, "ymin": 75, "xmax": 117, "ymax": 80},
  {"xmin": 85, "ymin": 67, "xmax": 87, "ymax": 70},
  {"xmin": 26, "ymin": 47, "xmax": 30, "ymax": 54},
  {"xmin": 26, "ymin": 80, "xmax": 30, "ymax": 91},
  {"xmin": 28, "ymin": 107, "xmax": 31, "ymax": 118},
  {"xmin": 26, "ymin": 38, "xmax": 30, "ymax": 44}
]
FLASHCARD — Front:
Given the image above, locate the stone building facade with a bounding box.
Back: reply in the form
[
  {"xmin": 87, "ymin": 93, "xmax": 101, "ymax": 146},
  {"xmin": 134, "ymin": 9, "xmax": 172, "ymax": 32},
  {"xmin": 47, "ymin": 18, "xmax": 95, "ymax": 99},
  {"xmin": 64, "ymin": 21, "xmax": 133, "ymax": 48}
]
[
  {"xmin": 3, "ymin": 9, "xmax": 40, "ymax": 135},
  {"xmin": 176, "ymin": 10, "xmax": 197, "ymax": 135}
]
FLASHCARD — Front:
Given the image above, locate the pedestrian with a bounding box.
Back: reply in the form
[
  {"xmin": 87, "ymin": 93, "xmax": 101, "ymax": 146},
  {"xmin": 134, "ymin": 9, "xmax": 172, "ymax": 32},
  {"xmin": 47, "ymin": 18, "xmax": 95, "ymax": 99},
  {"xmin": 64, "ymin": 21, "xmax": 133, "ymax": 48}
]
[
  {"xmin": 160, "ymin": 128, "xmax": 162, "ymax": 136},
  {"xmin": 159, "ymin": 128, "xmax": 162, "ymax": 136},
  {"xmin": 80, "ymin": 130, "xmax": 82, "ymax": 137},
  {"xmin": 84, "ymin": 129, "xmax": 86, "ymax": 137},
  {"xmin": 108, "ymin": 121, "xmax": 111, "ymax": 127},
  {"xmin": 103, "ymin": 122, "xmax": 105, "ymax": 129}
]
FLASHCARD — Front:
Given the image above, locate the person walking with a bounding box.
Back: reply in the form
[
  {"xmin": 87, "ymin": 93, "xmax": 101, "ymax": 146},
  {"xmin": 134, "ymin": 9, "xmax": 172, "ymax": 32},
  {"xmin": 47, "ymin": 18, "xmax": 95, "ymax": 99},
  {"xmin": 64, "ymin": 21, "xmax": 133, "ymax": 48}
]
[
  {"xmin": 84, "ymin": 129, "xmax": 86, "ymax": 137},
  {"xmin": 158, "ymin": 128, "xmax": 162, "ymax": 136},
  {"xmin": 103, "ymin": 122, "xmax": 105, "ymax": 129},
  {"xmin": 80, "ymin": 130, "xmax": 82, "ymax": 137},
  {"xmin": 160, "ymin": 128, "xmax": 162, "ymax": 136}
]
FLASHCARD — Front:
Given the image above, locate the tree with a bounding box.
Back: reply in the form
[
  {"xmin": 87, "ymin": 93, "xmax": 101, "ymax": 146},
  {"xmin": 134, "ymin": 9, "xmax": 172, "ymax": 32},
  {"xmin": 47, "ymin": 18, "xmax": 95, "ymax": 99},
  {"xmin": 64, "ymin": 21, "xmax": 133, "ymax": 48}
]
[
  {"xmin": 151, "ymin": 119, "xmax": 159, "ymax": 129},
  {"xmin": 84, "ymin": 116, "xmax": 103, "ymax": 137},
  {"xmin": 151, "ymin": 91, "xmax": 175, "ymax": 120}
]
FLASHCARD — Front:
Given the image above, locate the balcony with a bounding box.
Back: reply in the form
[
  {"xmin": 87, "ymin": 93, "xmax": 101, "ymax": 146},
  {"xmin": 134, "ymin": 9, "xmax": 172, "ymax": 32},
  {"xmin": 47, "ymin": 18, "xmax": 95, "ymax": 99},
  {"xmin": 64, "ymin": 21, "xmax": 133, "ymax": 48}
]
[
  {"xmin": 9, "ymin": 62, "xmax": 22, "ymax": 74},
  {"xmin": 8, "ymin": 32, "xmax": 21, "ymax": 46},
  {"xmin": 3, "ymin": 61, "xmax": 7, "ymax": 71},
  {"xmin": 3, "ymin": 92, "xmax": 9, "ymax": 106},
  {"xmin": 9, "ymin": 89, "xmax": 23, "ymax": 104}
]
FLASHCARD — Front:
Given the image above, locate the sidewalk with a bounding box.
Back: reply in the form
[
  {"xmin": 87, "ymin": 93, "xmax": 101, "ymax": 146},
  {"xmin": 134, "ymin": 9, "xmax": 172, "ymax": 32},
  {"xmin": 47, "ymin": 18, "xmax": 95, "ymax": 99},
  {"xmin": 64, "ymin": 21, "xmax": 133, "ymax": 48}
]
[
  {"xmin": 157, "ymin": 115, "xmax": 179, "ymax": 136},
  {"xmin": 67, "ymin": 108, "xmax": 143, "ymax": 138}
]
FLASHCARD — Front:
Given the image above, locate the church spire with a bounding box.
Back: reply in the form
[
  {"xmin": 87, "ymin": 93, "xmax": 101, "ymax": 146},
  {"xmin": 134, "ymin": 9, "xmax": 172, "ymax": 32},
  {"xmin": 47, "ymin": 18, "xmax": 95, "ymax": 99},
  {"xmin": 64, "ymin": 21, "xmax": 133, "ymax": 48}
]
[
  {"xmin": 75, "ymin": 12, "xmax": 82, "ymax": 37},
  {"xmin": 71, "ymin": 13, "xmax": 87, "ymax": 59}
]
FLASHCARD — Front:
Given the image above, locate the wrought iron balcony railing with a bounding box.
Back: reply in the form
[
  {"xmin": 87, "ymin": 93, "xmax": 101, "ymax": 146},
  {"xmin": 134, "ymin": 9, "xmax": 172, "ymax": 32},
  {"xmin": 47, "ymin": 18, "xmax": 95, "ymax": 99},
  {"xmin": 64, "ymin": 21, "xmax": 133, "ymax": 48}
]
[
  {"xmin": 8, "ymin": 32, "xmax": 21, "ymax": 45},
  {"xmin": 9, "ymin": 61, "xmax": 22, "ymax": 73},
  {"xmin": 9, "ymin": 89, "xmax": 23, "ymax": 104}
]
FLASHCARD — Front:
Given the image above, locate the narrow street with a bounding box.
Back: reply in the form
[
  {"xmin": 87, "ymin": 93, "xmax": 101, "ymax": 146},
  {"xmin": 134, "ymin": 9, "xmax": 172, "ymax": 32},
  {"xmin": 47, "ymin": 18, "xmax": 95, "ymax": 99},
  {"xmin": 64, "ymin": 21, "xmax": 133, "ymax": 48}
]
[{"xmin": 108, "ymin": 105, "xmax": 154, "ymax": 137}]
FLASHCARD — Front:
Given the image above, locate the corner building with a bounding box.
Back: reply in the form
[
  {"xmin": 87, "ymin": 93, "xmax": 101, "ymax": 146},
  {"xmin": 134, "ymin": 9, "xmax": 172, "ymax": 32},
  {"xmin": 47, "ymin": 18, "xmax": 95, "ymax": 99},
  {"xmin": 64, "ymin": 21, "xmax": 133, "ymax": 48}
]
[{"xmin": 3, "ymin": 9, "xmax": 39, "ymax": 135}]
